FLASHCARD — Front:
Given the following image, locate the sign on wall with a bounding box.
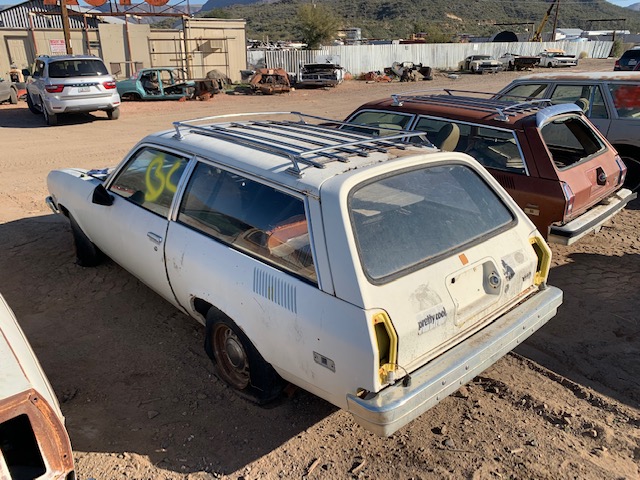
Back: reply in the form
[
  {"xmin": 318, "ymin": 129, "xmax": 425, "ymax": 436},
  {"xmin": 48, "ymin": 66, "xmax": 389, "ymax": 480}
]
[{"xmin": 49, "ymin": 39, "xmax": 67, "ymax": 54}]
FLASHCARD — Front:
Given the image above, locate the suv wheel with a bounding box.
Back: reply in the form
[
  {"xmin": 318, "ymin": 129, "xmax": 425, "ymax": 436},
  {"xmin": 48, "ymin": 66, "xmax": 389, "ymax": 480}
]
[
  {"xmin": 43, "ymin": 104, "xmax": 58, "ymax": 126},
  {"xmin": 26, "ymin": 94, "xmax": 39, "ymax": 114},
  {"xmin": 107, "ymin": 107, "xmax": 120, "ymax": 120}
]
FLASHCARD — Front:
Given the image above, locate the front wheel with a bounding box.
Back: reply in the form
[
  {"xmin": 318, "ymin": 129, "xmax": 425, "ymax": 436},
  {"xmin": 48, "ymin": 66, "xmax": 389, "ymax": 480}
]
[
  {"xmin": 69, "ymin": 213, "xmax": 104, "ymax": 267},
  {"xmin": 204, "ymin": 310, "xmax": 284, "ymax": 404},
  {"xmin": 9, "ymin": 89, "xmax": 18, "ymax": 104}
]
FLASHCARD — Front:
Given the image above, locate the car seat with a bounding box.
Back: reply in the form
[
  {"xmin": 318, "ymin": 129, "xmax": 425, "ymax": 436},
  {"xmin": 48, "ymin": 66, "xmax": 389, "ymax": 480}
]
[{"xmin": 433, "ymin": 123, "xmax": 460, "ymax": 151}]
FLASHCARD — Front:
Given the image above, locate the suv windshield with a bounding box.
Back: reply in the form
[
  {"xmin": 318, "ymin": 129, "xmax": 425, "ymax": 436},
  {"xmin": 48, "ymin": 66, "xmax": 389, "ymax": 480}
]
[
  {"xmin": 349, "ymin": 164, "xmax": 514, "ymax": 281},
  {"xmin": 48, "ymin": 60, "xmax": 109, "ymax": 78}
]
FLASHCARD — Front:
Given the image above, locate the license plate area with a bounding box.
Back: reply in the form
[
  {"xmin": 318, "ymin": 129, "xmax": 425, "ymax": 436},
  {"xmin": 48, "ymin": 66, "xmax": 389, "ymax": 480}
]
[
  {"xmin": 78, "ymin": 86, "xmax": 91, "ymax": 93},
  {"xmin": 447, "ymin": 259, "xmax": 502, "ymax": 327}
]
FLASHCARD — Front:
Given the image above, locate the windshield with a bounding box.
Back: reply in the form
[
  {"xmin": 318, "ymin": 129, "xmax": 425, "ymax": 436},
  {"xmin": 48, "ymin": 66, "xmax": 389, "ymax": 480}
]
[{"xmin": 349, "ymin": 164, "xmax": 514, "ymax": 282}]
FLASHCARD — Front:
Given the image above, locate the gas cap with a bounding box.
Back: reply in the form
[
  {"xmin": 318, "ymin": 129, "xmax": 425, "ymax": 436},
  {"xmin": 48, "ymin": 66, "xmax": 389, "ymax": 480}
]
[{"xmin": 488, "ymin": 271, "xmax": 501, "ymax": 289}]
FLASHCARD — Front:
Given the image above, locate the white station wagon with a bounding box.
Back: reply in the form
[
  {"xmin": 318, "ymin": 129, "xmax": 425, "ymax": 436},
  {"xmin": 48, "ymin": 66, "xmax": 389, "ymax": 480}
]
[{"xmin": 46, "ymin": 113, "xmax": 563, "ymax": 436}]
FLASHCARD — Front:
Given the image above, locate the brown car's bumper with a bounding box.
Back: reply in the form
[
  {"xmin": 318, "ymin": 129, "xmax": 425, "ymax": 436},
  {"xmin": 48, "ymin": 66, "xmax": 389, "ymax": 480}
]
[{"xmin": 548, "ymin": 188, "xmax": 637, "ymax": 245}]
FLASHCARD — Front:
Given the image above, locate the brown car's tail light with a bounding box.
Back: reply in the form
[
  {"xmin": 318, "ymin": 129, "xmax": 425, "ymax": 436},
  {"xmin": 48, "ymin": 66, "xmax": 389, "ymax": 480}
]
[
  {"xmin": 529, "ymin": 236, "xmax": 552, "ymax": 286},
  {"xmin": 561, "ymin": 182, "xmax": 575, "ymax": 218},
  {"xmin": 615, "ymin": 156, "xmax": 627, "ymax": 185}
]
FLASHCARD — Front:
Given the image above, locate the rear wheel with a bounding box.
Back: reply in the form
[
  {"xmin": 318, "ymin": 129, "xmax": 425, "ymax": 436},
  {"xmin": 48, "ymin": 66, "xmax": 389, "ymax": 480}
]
[
  {"xmin": 204, "ymin": 310, "xmax": 284, "ymax": 404},
  {"xmin": 42, "ymin": 103, "xmax": 57, "ymax": 126},
  {"xmin": 69, "ymin": 213, "xmax": 104, "ymax": 267},
  {"xmin": 107, "ymin": 107, "xmax": 120, "ymax": 120},
  {"xmin": 9, "ymin": 89, "xmax": 18, "ymax": 104},
  {"xmin": 621, "ymin": 154, "xmax": 640, "ymax": 193},
  {"xmin": 26, "ymin": 93, "xmax": 39, "ymax": 114}
]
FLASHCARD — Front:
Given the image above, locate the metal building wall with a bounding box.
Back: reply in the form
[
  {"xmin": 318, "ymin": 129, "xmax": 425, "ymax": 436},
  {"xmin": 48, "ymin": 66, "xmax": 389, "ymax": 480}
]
[
  {"xmin": 264, "ymin": 40, "xmax": 613, "ymax": 77},
  {"xmin": 0, "ymin": 0, "xmax": 100, "ymax": 29}
]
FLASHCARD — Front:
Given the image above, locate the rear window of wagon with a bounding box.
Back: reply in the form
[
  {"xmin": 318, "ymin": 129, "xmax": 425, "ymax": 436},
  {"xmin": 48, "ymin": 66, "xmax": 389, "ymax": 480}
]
[{"xmin": 349, "ymin": 164, "xmax": 515, "ymax": 282}]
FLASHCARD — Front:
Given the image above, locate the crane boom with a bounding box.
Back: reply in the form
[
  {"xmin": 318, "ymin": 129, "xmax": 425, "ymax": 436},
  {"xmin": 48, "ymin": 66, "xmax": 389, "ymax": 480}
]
[{"xmin": 532, "ymin": 1, "xmax": 557, "ymax": 42}]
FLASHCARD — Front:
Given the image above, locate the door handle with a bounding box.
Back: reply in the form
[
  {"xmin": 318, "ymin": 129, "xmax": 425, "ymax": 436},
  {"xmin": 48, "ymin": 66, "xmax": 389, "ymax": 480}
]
[{"xmin": 147, "ymin": 232, "xmax": 163, "ymax": 245}]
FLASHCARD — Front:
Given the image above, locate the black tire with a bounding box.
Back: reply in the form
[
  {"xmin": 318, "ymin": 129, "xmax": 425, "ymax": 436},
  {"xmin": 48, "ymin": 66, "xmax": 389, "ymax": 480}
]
[
  {"xmin": 547, "ymin": 62, "xmax": 553, "ymax": 68},
  {"xmin": 69, "ymin": 213, "xmax": 104, "ymax": 267},
  {"xmin": 9, "ymin": 88, "xmax": 18, "ymax": 104},
  {"xmin": 621, "ymin": 154, "xmax": 640, "ymax": 193},
  {"xmin": 204, "ymin": 309, "xmax": 284, "ymax": 404},
  {"xmin": 43, "ymin": 103, "xmax": 57, "ymax": 126},
  {"xmin": 107, "ymin": 106, "xmax": 120, "ymax": 120},
  {"xmin": 26, "ymin": 93, "xmax": 39, "ymax": 114}
]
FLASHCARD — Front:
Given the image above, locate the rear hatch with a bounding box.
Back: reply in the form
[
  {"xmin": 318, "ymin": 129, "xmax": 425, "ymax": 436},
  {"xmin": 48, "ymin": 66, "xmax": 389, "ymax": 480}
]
[
  {"xmin": 348, "ymin": 161, "xmax": 545, "ymax": 373},
  {"xmin": 48, "ymin": 59, "xmax": 116, "ymax": 100},
  {"xmin": 536, "ymin": 106, "xmax": 623, "ymax": 222}
]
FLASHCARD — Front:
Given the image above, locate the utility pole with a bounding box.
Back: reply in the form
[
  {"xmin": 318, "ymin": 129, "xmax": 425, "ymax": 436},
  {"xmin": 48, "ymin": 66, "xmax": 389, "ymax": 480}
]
[
  {"xmin": 60, "ymin": 0, "xmax": 73, "ymax": 54},
  {"xmin": 552, "ymin": 0, "xmax": 560, "ymax": 41}
]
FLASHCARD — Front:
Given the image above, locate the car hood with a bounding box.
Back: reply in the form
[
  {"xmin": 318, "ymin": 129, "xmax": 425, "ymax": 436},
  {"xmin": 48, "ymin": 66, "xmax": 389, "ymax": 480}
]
[{"xmin": 0, "ymin": 294, "xmax": 63, "ymax": 421}]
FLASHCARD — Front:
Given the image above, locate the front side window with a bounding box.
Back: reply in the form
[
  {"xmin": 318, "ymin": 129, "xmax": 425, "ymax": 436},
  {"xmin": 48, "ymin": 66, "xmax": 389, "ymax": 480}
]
[
  {"xmin": 498, "ymin": 83, "xmax": 547, "ymax": 101},
  {"xmin": 550, "ymin": 84, "xmax": 609, "ymax": 119},
  {"xmin": 608, "ymin": 84, "xmax": 640, "ymax": 119},
  {"xmin": 109, "ymin": 147, "xmax": 189, "ymax": 217},
  {"xmin": 345, "ymin": 110, "xmax": 413, "ymax": 136},
  {"xmin": 540, "ymin": 116, "xmax": 605, "ymax": 169},
  {"xmin": 178, "ymin": 163, "xmax": 316, "ymax": 282},
  {"xmin": 350, "ymin": 164, "xmax": 514, "ymax": 282}
]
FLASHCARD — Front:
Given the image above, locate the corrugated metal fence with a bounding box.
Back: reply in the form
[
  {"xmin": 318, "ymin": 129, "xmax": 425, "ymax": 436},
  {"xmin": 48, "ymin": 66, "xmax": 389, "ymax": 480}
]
[{"xmin": 257, "ymin": 41, "xmax": 613, "ymax": 77}]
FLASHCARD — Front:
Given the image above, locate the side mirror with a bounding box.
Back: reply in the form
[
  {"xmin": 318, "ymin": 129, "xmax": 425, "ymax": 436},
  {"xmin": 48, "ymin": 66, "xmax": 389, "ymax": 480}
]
[{"xmin": 92, "ymin": 184, "xmax": 113, "ymax": 206}]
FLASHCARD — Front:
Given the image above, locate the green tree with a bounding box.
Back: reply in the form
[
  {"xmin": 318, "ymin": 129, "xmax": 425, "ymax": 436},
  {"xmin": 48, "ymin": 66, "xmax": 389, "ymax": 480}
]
[{"xmin": 295, "ymin": 3, "xmax": 341, "ymax": 49}]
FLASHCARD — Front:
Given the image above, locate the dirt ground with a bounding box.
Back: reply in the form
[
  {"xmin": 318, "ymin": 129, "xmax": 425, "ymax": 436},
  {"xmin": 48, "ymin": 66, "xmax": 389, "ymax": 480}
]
[{"xmin": 0, "ymin": 58, "xmax": 638, "ymax": 480}]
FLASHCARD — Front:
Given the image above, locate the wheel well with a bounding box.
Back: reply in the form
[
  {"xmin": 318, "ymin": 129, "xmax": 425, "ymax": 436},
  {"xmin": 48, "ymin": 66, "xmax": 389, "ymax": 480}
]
[
  {"xmin": 612, "ymin": 144, "xmax": 639, "ymax": 160},
  {"xmin": 193, "ymin": 297, "xmax": 214, "ymax": 322}
]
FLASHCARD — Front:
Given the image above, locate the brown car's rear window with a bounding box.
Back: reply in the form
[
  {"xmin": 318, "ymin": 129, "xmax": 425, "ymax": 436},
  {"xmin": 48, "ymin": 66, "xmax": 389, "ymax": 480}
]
[{"xmin": 540, "ymin": 115, "xmax": 605, "ymax": 169}]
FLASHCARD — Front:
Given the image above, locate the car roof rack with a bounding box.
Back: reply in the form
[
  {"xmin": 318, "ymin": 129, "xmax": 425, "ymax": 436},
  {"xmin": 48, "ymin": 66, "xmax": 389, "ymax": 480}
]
[
  {"xmin": 172, "ymin": 112, "xmax": 431, "ymax": 177},
  {"xmin": 390, "ymin": 89, "xmax": 553, "ymax": 122}
]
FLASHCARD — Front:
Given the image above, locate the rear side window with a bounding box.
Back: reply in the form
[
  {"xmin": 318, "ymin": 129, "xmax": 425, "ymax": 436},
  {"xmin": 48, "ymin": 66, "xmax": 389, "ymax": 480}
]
[
  {"xmin": 349, "ymin": 164, "xmax": 514, "ymax": 282},
  {"xmin": 178, "ymin": 163, "xmax": 316, "ymax": 282},
  {"xmin": 608, "ymin": 84, "xmax": 640, "ymax": 118},
  {"xmin": 109, "ymin": 147, "xmax": 189, "ymax": 217},
  {"xmin": 48, "ymin": 59, "xmax": 109, "ymax": 78},
  {"xmin": 540, "ymin": 116, "xmax": 605, "ymax": 169}
]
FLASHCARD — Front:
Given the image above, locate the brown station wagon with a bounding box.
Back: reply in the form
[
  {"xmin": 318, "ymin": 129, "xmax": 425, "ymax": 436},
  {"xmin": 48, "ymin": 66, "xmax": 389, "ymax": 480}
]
[{"xmin": 345, "ymin": 91, "xmax": 636, "ymax": 245}]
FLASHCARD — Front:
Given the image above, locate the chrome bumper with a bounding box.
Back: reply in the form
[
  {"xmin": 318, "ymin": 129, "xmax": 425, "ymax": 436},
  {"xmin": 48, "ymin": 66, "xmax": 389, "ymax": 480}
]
[
  {"xmin": 548, "ymin": 188, "xmax": 636, "ymax": 246},
  {"xmin": 346, "ymin": 286, "xmax": 563, "ymax": 437},
  {"xmin": 45, "ymin": 196, "xmax": 60, "ymax": 215}
]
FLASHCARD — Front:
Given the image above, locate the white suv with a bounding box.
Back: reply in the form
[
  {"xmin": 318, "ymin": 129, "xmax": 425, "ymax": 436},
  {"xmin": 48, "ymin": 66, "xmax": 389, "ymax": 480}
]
[
  {"xmin": 26, "ymin": 55, "xmax": 121, "ymax": 126},
  {"xmin": 45, "ymin": 113, "xmax": 563, "ymax": 436}
]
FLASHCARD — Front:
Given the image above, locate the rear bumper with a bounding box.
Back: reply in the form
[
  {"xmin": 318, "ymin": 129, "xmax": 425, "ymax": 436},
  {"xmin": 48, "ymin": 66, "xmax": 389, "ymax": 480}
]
[
  {"xmin": 346, "ymin": 286, "xmax": 563, "ymax": 437},
  {"xmin": 548, "ymin": 188, "xmax": 636, "ymax": 246},
  {"xmin": 45, "ymin": 93, "xmax": 120, "ymax": 114}
]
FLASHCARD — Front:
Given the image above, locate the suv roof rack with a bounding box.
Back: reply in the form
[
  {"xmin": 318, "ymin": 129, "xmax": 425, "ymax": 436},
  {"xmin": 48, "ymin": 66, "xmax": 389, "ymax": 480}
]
[
  {"xmin": 390, "ymin": 89, "xmax": 553, "ymax": 122},
  {"xmin": 172, "ymin": 112, "xmax": 431, "ymax": 176}
]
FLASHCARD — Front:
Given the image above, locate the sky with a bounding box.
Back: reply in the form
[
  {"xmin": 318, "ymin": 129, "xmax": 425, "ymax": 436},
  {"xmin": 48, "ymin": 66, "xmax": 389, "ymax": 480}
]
[{"xmin": 0, "ymin": 0, "xmax": 637, "ymax": 6}]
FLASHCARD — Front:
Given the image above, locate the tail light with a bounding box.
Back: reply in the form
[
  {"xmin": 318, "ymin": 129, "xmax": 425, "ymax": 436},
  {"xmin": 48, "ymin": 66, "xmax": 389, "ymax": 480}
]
[
  {"xmin": 615, "ymin": 155, "xmax": 627, "ymax": 186},
  {"xmin": 529, "ymin": 236, "xmax": 552, "ymax": 286},
  {"xmin": 561, "ymin": 182, "xmax": 575, "ymax": 218},
  {"xmin": 102, "ymin": 81, "xmax": 116, "ymax": 89},
  {"xmin": 372, "ymin": 311, "xmax": 398, "ymax": 385},
  {"xmin": 45, "ymin": 84, "xmax": 64, "ymax": 93}
]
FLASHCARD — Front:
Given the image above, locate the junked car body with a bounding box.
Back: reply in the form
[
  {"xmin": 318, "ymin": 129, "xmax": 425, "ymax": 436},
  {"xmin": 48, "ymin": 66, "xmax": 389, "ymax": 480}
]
[
  {"xmin": 0, "ymin": 294, "xmax": 75, "ymax": 479},
  {"xmin": 0, "ymin": 78, "xmax": 19, "ymax": 104},
  {"xmin": 46, "ymin": 112, "xmax": 562, "ymax": 436},
  {"xmin": 297, "ymin": 55, "xmax": 344, "ymax": 87},
  {"xmin": 116, "ymin": 67, "xmax": 196, "ymax": 101},
  {"xmin": 494, "ymin": 72, "xmax": 640, "ymax": 192},
  {"xmin": 345, "ymin": 90, "xmax": 636, "ymax": 245},
  {"xmin": 539, "ymin": 49, "xmax": 578, "ymax": 68},
  {"xmin": 461, "ymin": 55, "xmax": 504, "ymax": 74}
]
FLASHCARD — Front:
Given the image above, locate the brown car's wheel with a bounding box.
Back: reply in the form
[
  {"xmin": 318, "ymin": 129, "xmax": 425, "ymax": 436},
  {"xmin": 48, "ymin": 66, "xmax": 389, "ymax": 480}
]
[{"xmin": 204, "ymin": 309, "xmax": 284, "ymax": 404}]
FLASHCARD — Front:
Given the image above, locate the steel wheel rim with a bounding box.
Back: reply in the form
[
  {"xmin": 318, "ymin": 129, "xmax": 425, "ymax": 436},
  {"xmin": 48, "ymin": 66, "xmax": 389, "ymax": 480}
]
[{"xmin": 212, "ymin": 323, "xmax": 250, "ymax": 389}]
